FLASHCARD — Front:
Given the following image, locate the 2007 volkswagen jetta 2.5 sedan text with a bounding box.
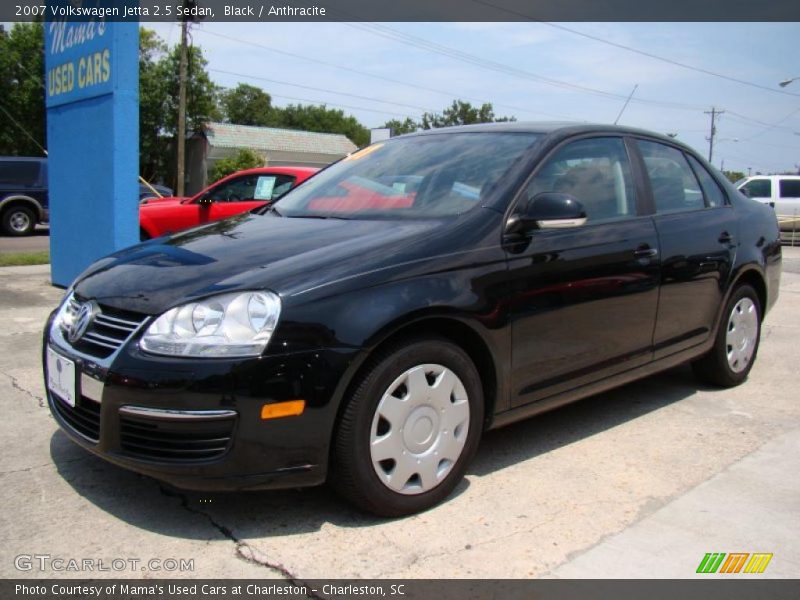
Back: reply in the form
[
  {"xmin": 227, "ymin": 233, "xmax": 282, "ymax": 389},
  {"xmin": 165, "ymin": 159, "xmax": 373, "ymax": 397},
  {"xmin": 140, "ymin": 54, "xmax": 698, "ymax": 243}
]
[{"xmin": 43, "ymin": 123, "xmax": 781, "ymax": 516}]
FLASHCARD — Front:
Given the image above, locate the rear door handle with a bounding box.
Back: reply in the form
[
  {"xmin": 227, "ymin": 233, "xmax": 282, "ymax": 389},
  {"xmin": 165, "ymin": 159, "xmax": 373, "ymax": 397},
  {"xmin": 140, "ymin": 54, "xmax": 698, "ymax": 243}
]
[
  {"xmin": 634, "ymin": 246, "xmax": 658, "ymax": 258},
  {"xmin": 719, "ymin": 231, "xmax": 734, "ymax": 245}
]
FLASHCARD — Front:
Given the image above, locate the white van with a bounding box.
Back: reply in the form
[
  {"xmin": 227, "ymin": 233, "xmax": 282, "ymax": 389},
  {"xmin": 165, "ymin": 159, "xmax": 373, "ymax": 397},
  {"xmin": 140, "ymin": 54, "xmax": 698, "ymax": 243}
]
[{"xmin": 737, "ymin": 175, "xmax": 800, "ymax": 243}]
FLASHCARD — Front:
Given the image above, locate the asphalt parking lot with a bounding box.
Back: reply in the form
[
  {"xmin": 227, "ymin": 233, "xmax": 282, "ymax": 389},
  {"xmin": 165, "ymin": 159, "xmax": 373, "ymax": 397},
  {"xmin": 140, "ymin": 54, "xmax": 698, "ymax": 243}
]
[
  {"xmin": 0, "ymin": 227, "xmax": 50, "ymax": 255},
  {"xmin": 1, "ymin": 249, "xmax": 798, "ymax": 580}
]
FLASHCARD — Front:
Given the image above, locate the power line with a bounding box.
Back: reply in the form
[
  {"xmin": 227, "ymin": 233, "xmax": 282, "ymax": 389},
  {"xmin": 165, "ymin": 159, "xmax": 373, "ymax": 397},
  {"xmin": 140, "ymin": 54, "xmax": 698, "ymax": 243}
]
[
  {"xmin": 0, "ymin": 102, "xmax": 47, "ymax": 156},
  {"xmin": 466, "ymin": 0, "xmax": 800, "ymax": 99},
  {"xmin": 210, "ymin": 68, "xmax": 438, "ymax": 113},
  {"xmin": 340, "ymin": 20, "xmax": 705, "ymax": 112},
  {"xmin": 215, "ymin": 82, "xmax": 419, "ymax": 120},
  {"xmin": 196, "ymin": 28, "xmax": 578, "ymax": 121}
]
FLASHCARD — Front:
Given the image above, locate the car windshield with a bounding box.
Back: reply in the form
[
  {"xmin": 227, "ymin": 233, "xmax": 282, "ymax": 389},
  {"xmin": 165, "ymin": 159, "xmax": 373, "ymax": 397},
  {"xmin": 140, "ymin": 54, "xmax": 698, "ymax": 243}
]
[{"xmin": 271, "ymin": 131, "xmax": 542, "ymax": 220}]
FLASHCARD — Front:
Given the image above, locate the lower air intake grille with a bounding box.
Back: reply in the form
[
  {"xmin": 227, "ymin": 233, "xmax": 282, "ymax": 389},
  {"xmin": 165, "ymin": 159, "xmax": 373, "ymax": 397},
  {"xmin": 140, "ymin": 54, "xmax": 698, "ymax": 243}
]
[
  {"xmin": 119, "ymin": 412, "xmax": 236, "ymax": 462},
  {"xmin": 51, "ymin": 394, "xmax": 100, "ymax": 442}
]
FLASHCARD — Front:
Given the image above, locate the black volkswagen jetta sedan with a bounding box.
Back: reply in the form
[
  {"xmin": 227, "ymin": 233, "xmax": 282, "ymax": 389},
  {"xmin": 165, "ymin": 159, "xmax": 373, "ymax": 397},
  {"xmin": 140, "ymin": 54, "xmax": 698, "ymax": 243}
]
[{"xmin": 44, "ymin": 123, "xmax": 781, "ymax": 516}]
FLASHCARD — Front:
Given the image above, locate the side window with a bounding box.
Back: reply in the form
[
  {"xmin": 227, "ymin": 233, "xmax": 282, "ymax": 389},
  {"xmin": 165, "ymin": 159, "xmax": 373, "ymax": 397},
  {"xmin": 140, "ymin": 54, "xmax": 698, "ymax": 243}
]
[
  {"xmin": 0, "ymin": 161, "xmax": 40, "ymax": 186},
  {"xmin": 779, "ymin": 179, "xmax": 800, "ymax": 198},
  {"xmin": 524, "ymin": 137, "xmax": 636, "ymax": 222},
  {"xmin": 262, "ymin": 175, "xmax": 295, "ymax": 200},
  {"xmin": 687, "ymin": 155, "xmax": 726, "ymax": 207},
  {"xmin": 638, "ymin": 140, "xmax": 704, "ymax": 214},
  {"xmin": 204, "ymin": 176, "xmax": 258, "ymax": 203},
  {"xmin": 741, "ymin": 178, "xmax": 772, "ymax": 199}
]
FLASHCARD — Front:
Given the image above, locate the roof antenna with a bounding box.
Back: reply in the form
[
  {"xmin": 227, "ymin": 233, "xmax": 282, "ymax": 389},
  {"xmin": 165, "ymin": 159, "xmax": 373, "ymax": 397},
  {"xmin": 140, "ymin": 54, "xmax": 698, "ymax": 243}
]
[{"xmin": 614, "ymin": 84, "xmax": 638, "ymax": 125}]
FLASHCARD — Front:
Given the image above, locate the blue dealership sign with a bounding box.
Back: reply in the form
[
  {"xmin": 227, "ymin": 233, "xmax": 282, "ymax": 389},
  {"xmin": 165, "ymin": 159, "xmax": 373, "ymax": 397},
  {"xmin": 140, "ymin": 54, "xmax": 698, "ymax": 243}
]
[
  {"xmin": 45, "ymin": 1, "xmax": 139, "ymax": 286},
  {"xmin": 46, "ymin": 17, "xmax": 114, "ymax": 107}
]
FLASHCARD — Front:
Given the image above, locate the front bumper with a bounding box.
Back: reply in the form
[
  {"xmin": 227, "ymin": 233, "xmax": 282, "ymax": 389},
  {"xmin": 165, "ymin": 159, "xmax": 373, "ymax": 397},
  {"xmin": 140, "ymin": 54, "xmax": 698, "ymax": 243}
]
[{"xmin": 43, "ymin": 312, "xmax": 358, "ymax": 491}]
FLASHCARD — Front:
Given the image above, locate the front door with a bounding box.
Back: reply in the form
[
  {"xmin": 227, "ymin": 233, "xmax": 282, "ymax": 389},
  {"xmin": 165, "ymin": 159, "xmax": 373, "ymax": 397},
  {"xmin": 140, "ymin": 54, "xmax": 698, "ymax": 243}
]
[{"xmin": 507, "ymin": 136, "xmax": 660, "ymax": 407}]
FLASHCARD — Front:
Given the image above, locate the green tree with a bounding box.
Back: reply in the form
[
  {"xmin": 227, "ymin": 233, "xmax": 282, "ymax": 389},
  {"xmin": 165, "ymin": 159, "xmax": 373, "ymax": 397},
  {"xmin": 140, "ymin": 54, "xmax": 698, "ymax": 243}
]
[
  {"xmin": 220, "ymin": 83, "xmax": 273, "ymax": 126},
  {"xmin": 722, "ymin": 170, "xmax": 746, "ymax": 184},
  {"xmin": 139, "ymin": 28, "xmax": 169, "ymax": 181},
  {"xmin": 270, "ymin": 104, "xmax": 369, "ymax": 146},
  {"xmin": 208, "ymin": 148, "xmax": 264, "ymax": 183},
  {"xmin": 0, "ymin": 22, "xmax": 46, "ymax": 156},
  {"xmin": 159, "ymin": 42, "xmax": 221, "ymax": 136},
  {"xmin": 138, "ymin": 29, "xmax": 221, "ymax": 186},
  {"xmin": 383, "ymin": 118, "xmax": 418, "ymax": 136},
  {"xmin": 420, "ymin": 100, "xmax": 514, "ymax": 130}
]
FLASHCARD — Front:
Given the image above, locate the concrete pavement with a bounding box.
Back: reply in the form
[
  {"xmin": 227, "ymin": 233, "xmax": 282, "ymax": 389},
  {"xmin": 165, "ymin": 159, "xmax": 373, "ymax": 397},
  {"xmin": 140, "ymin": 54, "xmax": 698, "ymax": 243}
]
[{"xmin": 1, "ymin": 249, "xmax": 798, "ymax": 580}]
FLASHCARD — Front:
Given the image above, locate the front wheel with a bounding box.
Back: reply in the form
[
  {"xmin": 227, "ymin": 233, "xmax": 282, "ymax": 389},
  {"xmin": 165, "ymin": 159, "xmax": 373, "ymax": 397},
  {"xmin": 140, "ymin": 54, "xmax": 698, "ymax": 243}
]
[
  {"xmin": 331, "ymin": 338, "xmax": 484, "ymax": 517},
  {"xmin": 692, "ymin": 284, "xmax": 761, "ymax": 387}
]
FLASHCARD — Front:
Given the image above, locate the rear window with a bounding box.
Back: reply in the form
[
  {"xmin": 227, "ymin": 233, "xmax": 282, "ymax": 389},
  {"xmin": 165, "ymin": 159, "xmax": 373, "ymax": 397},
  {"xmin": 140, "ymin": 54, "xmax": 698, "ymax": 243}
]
[
  {"xmin": 0, "ymin": 161, "xmax": 41, "ymax": 186},
  {"xmin": 779, "ymin": 180, "xmax": 800, "ymax": 198}
]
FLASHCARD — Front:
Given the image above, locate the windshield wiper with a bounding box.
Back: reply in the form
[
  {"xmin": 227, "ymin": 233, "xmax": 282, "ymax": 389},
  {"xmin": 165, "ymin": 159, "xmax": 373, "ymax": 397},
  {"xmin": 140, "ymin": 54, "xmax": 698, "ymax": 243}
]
[
  {"xmin": 287, "ymin": 214, "xmax": 350, "ymax": 220},
  {"xmin": 261, "ymin": 205, "xmax": 282, "ymax": 216}
]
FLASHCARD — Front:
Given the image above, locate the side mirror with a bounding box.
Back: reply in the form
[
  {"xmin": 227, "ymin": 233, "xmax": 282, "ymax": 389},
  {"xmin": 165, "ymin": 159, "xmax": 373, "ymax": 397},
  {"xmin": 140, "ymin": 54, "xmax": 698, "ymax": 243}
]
[
  {"xmin": 508, "ymin": 192, "xmax": 587, "ymax": 233},
  {"xmin": 197, "ymin": 196, "xmax": 213, "ymax": 206},
  {"xmin": 738, "ymin": 187, "xmax": 750, "ymax": 198}
]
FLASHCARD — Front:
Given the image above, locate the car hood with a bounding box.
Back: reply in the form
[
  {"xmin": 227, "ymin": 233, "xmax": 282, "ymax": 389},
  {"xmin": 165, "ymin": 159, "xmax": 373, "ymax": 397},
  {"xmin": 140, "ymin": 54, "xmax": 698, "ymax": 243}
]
[{"xmin": 73, "ymin": 213, "xmax": 445, "ymax": 315}]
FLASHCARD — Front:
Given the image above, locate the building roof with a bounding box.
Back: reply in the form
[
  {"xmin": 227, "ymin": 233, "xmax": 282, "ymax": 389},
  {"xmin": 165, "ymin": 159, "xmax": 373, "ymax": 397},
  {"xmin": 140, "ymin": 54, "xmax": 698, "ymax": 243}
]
[{"xmin": 204, "ymin": 122, "xmax": 357, "ymax": 156}]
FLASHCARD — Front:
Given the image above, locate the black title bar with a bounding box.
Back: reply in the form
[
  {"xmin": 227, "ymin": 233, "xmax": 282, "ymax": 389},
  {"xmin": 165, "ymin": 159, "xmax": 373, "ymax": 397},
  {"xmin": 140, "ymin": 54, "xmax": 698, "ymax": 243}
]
[{"xmin": 4, "ymin": 0, "xmax": 800, "ymax": 22}]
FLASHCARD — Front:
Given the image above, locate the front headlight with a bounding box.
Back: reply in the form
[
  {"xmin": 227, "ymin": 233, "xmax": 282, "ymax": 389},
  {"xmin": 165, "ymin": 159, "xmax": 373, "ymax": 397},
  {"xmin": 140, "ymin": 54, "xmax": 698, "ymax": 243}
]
[
  {"xmin": 140, "ymin": 291, "xmax": 281, "ymax": 358},
  {"xmin": 51, "ymin": 291, "xmax": 78, "ymax": 337}
]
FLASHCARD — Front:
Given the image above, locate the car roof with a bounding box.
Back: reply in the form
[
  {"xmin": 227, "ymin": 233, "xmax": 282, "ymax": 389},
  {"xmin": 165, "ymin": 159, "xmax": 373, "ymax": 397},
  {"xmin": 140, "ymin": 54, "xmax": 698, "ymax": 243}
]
[
  {"xmin": 397, "ymin": 121, "xmax": 691, "ymax": 150},
  {"xmin": 740, "ymin": 174, "xmax": 800, "ymax": 180},
  {"xmin": 234, "ymin": 166, "xmax": 319, "ymax": 176}
]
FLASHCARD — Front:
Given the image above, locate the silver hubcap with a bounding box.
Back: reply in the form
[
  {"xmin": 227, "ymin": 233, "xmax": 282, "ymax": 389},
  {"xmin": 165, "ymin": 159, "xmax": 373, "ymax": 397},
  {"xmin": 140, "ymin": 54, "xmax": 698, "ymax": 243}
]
[
  {"xmin": 726, "ymin": 297, "xmax": 758, "ymax": 373},
  {"xmin": 370, "ymin": 364, "xmax": 470, "ymax": 495},
  {"xmin": 9, "ymin": 211, "xmax": 31, "ymax": 232}
]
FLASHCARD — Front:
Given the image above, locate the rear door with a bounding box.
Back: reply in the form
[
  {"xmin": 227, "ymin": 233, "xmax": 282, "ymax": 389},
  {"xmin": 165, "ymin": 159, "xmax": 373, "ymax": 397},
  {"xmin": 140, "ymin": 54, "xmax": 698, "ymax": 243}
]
[
  {"xmin": 507, "ymin": 136, "xmax": 661, "ymax": 406},
  {"xmin": 632, "ymin": 139, "xmax": 737, "ymax": 358}
]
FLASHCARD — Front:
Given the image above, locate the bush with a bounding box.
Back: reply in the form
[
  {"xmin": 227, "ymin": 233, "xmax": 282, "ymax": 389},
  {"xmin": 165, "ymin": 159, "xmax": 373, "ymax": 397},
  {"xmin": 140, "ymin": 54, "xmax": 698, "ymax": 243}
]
[{"xmin": 209, "ymin": 149, "xmax": 264, "ymax": 183}]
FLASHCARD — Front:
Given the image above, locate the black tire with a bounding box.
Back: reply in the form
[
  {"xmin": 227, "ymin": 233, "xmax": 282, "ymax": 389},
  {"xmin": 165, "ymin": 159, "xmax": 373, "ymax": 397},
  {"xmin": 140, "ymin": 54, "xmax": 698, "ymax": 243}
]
[
  {"xmin": 140, "ymin": 228, "xmax": 151, "ymax": 241},
  {"xmin": 330, "ymin": 337, "xmax": 484, "ymax": 517},
  {"xmin": 2, "ymin": 205, "xmax": 36, "ymax": 236},
  {"xmin": 692, "ymin": 284, "xmax": 761, "ymax": 388}
]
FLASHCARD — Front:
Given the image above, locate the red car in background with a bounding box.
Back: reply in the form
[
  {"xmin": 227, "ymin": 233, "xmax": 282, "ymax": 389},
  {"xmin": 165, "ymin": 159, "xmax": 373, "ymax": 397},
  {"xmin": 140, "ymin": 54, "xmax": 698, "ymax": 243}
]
[{"xmin": 139, "ymin": 166, "xmax": 317, "ymax": 239}]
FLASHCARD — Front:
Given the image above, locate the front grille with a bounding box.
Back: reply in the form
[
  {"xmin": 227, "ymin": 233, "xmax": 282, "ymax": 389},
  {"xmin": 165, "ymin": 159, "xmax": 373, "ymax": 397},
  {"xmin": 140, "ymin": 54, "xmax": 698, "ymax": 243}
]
[
  {"xmin": 51, "ymin": 394, "xmax": 101, "ymax": 442},
  {"xmin": 119, "ymin": 413, "xmax": 236, "ymax": 462},
  {"xmin": 65, "ymin": 295, "xmax": 147, "ymax": 359}
]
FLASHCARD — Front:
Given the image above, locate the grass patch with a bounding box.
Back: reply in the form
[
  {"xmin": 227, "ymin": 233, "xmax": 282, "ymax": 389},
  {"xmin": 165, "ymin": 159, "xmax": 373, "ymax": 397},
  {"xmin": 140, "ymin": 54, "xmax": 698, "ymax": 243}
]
[{"xmin": 0, "ymin": 251, "xmax": 50, "ymax": 266}]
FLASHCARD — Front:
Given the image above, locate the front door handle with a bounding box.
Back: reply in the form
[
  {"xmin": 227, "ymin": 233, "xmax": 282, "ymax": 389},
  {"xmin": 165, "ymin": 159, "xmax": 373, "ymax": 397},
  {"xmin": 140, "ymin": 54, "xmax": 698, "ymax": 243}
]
[{"xmin": 719, "ymin": 231, "xmax": 735, "ymax": 245}]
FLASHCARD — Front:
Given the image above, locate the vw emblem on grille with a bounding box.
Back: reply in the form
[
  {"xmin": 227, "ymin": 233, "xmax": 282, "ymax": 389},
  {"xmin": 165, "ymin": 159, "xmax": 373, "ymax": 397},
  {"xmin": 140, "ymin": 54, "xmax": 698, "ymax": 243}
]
[{"xmin": 68, "ymin": 302, "xmax": 96, "ymax": 344}]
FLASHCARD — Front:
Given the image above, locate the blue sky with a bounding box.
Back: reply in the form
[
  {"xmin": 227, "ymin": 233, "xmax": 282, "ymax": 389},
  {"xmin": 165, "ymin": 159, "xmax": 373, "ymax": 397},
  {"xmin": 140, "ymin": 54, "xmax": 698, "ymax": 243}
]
[{"xmin": 147, "ymin": 21, "xmax": 799, "ymax": 174}]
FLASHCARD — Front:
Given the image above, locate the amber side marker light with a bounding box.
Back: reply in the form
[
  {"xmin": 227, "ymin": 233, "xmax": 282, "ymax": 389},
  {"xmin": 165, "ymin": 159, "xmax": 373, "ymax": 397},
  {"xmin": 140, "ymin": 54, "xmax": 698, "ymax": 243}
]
[{"xmin": 261, "ymin": 400, "xmax": 306, "ymax": 420}]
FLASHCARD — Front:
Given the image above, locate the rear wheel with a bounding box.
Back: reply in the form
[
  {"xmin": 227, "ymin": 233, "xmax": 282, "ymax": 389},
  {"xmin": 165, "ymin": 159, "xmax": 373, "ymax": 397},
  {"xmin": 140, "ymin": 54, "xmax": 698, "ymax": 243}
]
[
  {"xmin": 692, "ymin": 284, "xmax": 761, "ymax": 387},
  {"xmin": 331, "ymin": 338, "xmax": 483, "ymax": 516},
  {"xmin": 2, "ymin": 205, "xmax": 36, "ymax": 236}
]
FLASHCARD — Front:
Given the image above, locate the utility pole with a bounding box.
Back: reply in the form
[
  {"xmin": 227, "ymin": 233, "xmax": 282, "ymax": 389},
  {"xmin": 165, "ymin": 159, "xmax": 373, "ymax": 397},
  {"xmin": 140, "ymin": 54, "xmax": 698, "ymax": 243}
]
[
  {"xmin": 176, "ymin": 15, "xmax": 188, "ymax": 197},
  {"xmin": 704, "ymin": 107, "xmax": 724, "ymax": 164}
]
